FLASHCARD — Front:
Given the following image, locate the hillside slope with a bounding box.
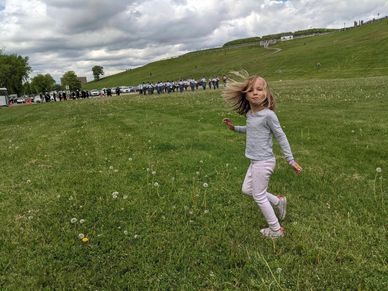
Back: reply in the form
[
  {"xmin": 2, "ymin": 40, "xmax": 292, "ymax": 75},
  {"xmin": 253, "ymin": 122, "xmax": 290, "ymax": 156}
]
[{"xmin": 84, "ymin": 18, "xmax": 388, "ymax": 89}]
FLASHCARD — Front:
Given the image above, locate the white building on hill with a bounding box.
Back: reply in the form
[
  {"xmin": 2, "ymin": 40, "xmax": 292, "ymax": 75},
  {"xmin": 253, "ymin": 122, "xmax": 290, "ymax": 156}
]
[{"xmin": 280, "ymin": 35, "xmax": 293, "ymax": 41}]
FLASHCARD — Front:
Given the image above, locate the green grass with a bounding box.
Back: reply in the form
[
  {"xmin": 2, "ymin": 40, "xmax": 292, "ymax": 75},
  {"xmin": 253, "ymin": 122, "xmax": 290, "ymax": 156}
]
[
  {"xmin": 83, "ymin": 18, "xmax": 388, "ymax": 90},
  {"xmin": 1, "ymin": 76, "xmax": 387, "ymax": 289}
]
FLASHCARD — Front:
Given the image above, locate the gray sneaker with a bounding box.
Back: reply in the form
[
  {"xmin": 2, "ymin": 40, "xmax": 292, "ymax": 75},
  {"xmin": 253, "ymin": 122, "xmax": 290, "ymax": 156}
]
[
  {"xmin": 260, "ymin": 227, "xmax": 285, "ymax": 238},
  {"xmin": 277, "ymin": 196, "xmax": 287, "ymax": 220}
]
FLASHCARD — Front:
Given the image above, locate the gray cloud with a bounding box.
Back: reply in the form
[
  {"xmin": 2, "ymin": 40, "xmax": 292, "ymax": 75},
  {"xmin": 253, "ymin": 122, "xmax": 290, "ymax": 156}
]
[{"xmin": 1, "ymin": 0, "xmax": 387, "ymax": 82}]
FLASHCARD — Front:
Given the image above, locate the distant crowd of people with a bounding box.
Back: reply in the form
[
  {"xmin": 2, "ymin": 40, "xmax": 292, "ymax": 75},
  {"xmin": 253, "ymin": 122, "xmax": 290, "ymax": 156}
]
[
  {"xmin": 137, "ymin": 76, "xmax": 227, "ymax": 95},
  {"xmin": 39, "ymin": 90, "xmax": 92, "ymax": 102},
  {"xmin": 30, "ymin": 76, "xmax": 229, "ymax": 103}
]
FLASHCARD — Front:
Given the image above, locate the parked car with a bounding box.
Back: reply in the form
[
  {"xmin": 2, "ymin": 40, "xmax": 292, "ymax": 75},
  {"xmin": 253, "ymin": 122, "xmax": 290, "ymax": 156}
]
[
  {"xmin": 16, "ymin": 97, "xmax": 25, "ymax": 104},
  {"xmin": 120, "ymin": 86, "xmax": 131, "ymax": 93},
  {"xmin": 33, "ymin": 96, "xmax": 42, "ymax": 103},
  {"xmin": 9, "ymin": 94, "xmax": 18, "ymax": 103},
  {"xmin": 90, "ymin": 89, "xmax": 99, "ymax": 96}
]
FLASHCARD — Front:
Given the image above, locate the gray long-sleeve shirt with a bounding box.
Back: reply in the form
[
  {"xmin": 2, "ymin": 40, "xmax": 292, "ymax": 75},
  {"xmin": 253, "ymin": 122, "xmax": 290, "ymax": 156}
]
[{"xmin": 234, "ymin": 108, "xmax": 294, "ymax": 162}]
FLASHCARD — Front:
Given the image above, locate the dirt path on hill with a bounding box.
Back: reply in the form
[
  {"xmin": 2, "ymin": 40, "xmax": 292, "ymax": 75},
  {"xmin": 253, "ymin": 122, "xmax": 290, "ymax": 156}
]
[{"xmin": 264, "ymin": 47, "xmax": 282, "ymax": 54}]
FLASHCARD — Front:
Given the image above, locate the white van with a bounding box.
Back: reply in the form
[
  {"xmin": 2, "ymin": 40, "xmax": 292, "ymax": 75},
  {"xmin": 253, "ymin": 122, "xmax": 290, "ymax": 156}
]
[{"xmin": 0, "ymin": 88, "xmax": 9, "ymax": 107}]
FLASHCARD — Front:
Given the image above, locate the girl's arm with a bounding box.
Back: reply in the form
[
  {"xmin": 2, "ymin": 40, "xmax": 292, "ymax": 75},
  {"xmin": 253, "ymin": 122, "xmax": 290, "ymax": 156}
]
[
  {"xmin": 223, "ymin": 118, "xmax": 246, "ymax": 133},
  {"xmin": 267, "ymin": 112, "xmax": 302, "ymax": 175},
  {"xmin": 289, "ymin": 160, "xmax": 303, "ymax": 175}
]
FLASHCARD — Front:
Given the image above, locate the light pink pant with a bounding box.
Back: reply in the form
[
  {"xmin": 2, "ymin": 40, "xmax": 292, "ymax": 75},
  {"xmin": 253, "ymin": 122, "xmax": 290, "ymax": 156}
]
[{"xmin": 242, "ymin": 158, "xmax": 281, "ymax": 231}]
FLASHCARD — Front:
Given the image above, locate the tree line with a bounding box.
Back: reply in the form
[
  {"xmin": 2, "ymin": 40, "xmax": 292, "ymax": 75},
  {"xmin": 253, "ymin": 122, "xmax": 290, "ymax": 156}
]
[
  {"xmin": 0, "ymin": 49, "xmax": 104, "ymax": 96},
  {"xmin": 223, "ymin": 28, "xmax": 338, "ymax": 47}
]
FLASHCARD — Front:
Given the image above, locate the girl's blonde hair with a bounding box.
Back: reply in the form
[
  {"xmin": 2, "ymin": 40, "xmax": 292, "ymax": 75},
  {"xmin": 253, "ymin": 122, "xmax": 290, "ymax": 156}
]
[{"xmin": 222, "ymin": 70, "xmax": 276, "ymax": 115}]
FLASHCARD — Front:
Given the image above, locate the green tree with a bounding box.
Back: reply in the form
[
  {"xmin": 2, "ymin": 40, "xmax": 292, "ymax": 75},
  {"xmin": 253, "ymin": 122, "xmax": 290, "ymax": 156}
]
[
  {"xmin": 61, "ymin": 71, "xmax": 81, "ymax": 91},
  {"xmin": 0, "ymin": 50, "xmax": 31, "ymax": 96},
  {"xmin": 92, "ymin": 65, "xmax": 104, "ymax": 81},
  {"xmin": 31, "ymin": 74, "xmax": 56, "ymax": 94},
  {"xmin": 22, "ymin": 81, "xmax": 32, "ymax": 96},
  {"xmin": 53, "ymin": 84, "xmax": 63, "ymax": 92}
]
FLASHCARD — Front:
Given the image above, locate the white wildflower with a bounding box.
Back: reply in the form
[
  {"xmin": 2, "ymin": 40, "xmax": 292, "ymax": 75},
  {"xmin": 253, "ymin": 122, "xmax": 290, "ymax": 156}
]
[
  {"xmin": 70, "ymin": 218, "xmax": 77, "ymax": 224},
  {"xmin": 276, "ymin": 268, "xmax": 282, "ymax": 274},
  {"xmin": 124, "ymin": 230, "xmax": 128, "ymax": 235},
  {"xmin": 79, "ymin": 219, "xmax": 85, "ymax": 224},
  {"xmin": 109, "ymin": 166, "xmax": 114, "ymax": 170},
  {"xmin": 204, "ymin": 209, "xmax": 209, "ymax": 214},
  {"xmin": 112, "ymin": 191, "xmax": 119, "ymax": 199},
  {"xmin": 154, "ymin": 182, "xmax": 159, "ymax": 187},
  {"xmin": 376, "ymin": 167, "xmax": 382, "ymax": 173},
  {"xmin": 152, "ymin": 171, "xmax": 156, "ymax": 175},
  {"xmin": 196, "ymin": 171, "xmax": 200, "ymax": 175},
  {"xmin": 134, "ymin": 234, "xmax": 139, "ymax": 239},
  {"xmin": 203, "ymin": 183, "xmax": 209, "ymax": 188},
  {"xmin": 78, "ymin": 233, "xmax": 85, "ymax": 239},
  {"xmin": 128, "ymin": 157, "xmax": 133, "ymax": 161}
]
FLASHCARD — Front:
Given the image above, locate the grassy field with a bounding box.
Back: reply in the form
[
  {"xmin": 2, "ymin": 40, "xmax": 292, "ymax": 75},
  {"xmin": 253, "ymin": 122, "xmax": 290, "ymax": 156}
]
[
  {"xmin": 1, "ymin": 76, "xmax": 387, "ymax": 289},
  {"xmin": 83, "ymin": 18, "xmax": 388, "ymax": 90}
]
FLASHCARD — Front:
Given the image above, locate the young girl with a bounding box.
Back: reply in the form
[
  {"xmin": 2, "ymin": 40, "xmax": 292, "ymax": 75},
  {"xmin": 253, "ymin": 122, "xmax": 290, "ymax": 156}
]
[{"xmin": 222, "ymin": 71, "xmax": 302, "ymax": 238}]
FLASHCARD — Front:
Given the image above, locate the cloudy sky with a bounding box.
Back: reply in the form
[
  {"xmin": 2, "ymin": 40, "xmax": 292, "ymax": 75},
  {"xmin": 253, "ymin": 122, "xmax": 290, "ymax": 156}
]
[{"xmin": 1, "ymin": 0, "xmax": 387, "ymax": 83}]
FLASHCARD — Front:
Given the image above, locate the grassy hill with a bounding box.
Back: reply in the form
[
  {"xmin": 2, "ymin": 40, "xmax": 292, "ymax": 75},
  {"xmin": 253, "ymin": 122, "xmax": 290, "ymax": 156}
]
[{"xmin": 83, "ymin": 18, "xmax": 388, "ymax": 90}]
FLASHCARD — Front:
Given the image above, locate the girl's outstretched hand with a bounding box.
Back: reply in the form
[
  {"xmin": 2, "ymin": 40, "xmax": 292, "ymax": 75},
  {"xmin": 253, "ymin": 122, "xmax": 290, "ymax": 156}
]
[
  {"xmin": 290, "ymin": 161, "xmax": 303, "ymax": 175},
  {"xmin": 223, "ymin": 118, "xmax": 235, "ymax": 131}
]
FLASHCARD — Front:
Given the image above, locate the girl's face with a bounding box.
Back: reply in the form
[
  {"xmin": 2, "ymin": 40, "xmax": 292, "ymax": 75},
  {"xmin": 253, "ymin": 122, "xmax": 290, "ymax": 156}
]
[{"xmin": 246, "ymin": 78, "xmax": 267, "ymax": 108}]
